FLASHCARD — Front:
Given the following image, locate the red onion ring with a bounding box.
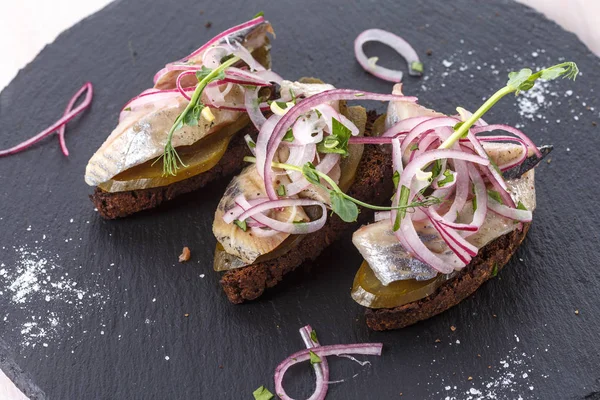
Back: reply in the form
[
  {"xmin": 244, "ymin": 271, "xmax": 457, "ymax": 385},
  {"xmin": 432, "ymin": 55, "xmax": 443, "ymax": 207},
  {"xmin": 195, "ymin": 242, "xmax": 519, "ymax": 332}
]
[
  {"xmin": 354, "ymin": 28, "xmax": 423, "ymax": 82},
  {"xmin": 274, "ymin": 343, "xmax": 383, "ymax": 400},
  {"xmin": 471, "ymin": 124, "xmax": 542, "ymax": 158},
  {"xmin": 298, "ymin": 325, "xmax": 329, "ymax": 400},
  {"xmin": 244, "ymin": 87, "xmax": 267, "ymax": 130},
  {"xmin": 236, "ymin": 198, "xmax": 328, "ymax": 234},
  {"xmin": 153, "ymin": 16, "xmax": 266, "ymax": 84},
  {"xmin": 1, "ymin": 82, "xmax": 93, "ymax": 158},
  {"xmin": 487, "ymin": 197, "xmax": 532, "ymax": 221},
  {"xmin": 176, "ymin": 71, "xmax": 197, "ymax": 101},
  {"xmin": 264, "ymin": 90, "xmax": 417, "ymax": 200}
]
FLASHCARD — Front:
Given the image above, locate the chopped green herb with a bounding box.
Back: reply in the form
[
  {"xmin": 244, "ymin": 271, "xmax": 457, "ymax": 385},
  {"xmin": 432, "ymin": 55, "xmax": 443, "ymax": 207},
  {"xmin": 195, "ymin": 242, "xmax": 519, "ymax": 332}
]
[
  {"xmin": 409, "ymin": 143, "xmax": 419, "ymax": 151},
  {"xmin": 437, "ymin": 170, "xmax": 455, "ymax": 187},
  {"xmin": 317, "ymin": 118, "xmax": 352, "ymax": 156},
  {"xmin": 248, "ymin": 140, "xmax": 256, "ymax": 148},
  {"xmin": 394, "ymin": 185, "xmax": 411, "ymax": 231},
  {"xmin": 310, "ymin": 330, "xmax": 318, "ymax": 343},
  {"xmin": 411, "ymin": 61, "xmax": 424, "ymax": 74},
  {"xmin": 472, "ymin": 195, "xmax": 478, "ymax": 212},
  {"xmin": 488, "ymin": 157, "xmax": 502, "ymax": 175},
  {"xmin": 309, "ymin": 350, "xmax": 322, "ymax": 365},
  {"xmin": 253, "ymin": 11, "xmax": 265, "ymax": 18},
  {"xmin": 277, "ymin": 184, "xmax": 286, "ymax": 196},
  {"xmin": 392, "ymin": 170, "xmax": 400, "ymax": 189},
  {"xmin": 252, "ymin": 385, "xmax": 273, "ymax": 400},
  {"xmin": 124, "ymin": 107, "xmax": 132, "ymax": 112},
  {"xmin": 431, "ymin": 160, "xmax": 442, "ymax": 178},
  {"xmin": 354, "ymin": 93, "xmax": 365, "ymax": 97},
  {"xmin": 233, "ymin": 219, "xmax": 247, "ymax": 232},
  {"xmin": 282, "ymin": 128, "xmax": 295, "ymax": 142},
  {"xmin": 487, "ymin": 189, "xmax": 503, "ymax": 204},
  {"xmin": 516, "ymin": 201, "xmax": 527, "ymax": 211},
  {"xmin": 491, "ymin": 263, "xmax": 499, "ymax": 278}
]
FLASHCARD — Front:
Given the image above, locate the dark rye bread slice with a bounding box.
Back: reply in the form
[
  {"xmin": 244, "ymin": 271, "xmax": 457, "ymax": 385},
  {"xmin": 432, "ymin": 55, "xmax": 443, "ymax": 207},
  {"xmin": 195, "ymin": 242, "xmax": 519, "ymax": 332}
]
[
  {"xmin": 90, "ymin": 124, "xmax": 257, "ymax": 219},
  {"xmin": 220, "ymin": 112, "xmax": 394, "ymax": 303},
  {"xmin": 365, "ymin": 222, "xmax": 531, "ymax": 331}
]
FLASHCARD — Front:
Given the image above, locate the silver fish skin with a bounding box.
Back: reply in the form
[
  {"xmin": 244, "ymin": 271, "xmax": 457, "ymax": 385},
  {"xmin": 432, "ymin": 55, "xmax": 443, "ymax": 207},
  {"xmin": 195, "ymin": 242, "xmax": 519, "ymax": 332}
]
[{"xmin": 353, "ymin": 160, "xmax": 536, "ymax": 285}]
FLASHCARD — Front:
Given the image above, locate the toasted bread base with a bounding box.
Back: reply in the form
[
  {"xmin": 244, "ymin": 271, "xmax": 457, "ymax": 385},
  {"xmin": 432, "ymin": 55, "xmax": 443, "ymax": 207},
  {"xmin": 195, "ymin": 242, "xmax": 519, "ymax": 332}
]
[
  {"xmin": 220, "ymin": 112, "xmax": 394, "ymax": 303},
  {"xmin": 365, "ymin": 222, "xmax": 531, "ymax": 331},
  {"xmin": 90, "ymin": 124, "xmax": 257, "ymax": 219}
]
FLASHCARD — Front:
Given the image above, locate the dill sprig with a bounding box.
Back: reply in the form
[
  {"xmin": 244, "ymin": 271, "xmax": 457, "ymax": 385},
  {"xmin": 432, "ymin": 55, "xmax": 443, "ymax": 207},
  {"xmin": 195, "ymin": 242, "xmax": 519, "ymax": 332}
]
[{"xmin": 155, "ymin": 56, "xmax": 240, "ymax": 176}]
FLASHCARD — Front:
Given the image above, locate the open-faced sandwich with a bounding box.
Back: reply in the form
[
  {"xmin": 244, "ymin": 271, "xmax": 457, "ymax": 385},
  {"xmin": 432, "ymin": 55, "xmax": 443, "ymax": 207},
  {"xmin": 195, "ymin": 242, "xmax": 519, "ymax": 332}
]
[
  {"xmin": 211, "ymin": 84, "xmax": 425, "ymax": 303},
  {"xmin": 211, "ymin": 59, "xmax": 577, "ymax": 334},
  {"xmin": 84, "ymin": 15, "xmax": 277, "ymax": 218}
]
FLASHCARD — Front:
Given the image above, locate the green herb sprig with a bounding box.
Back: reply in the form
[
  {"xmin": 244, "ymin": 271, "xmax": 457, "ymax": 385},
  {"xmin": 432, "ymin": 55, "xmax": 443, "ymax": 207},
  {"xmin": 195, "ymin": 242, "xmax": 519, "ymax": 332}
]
[
  {"xmin": 440, "ymin": 62, "xmax": 578, "ymax": 150},
  {"xmin": 243, "ymin": 156, "xmax": 441, "ymax": 223},
  {"xmin": 154, "ymin": 56, "xmax": 240, "ymax": 176}
]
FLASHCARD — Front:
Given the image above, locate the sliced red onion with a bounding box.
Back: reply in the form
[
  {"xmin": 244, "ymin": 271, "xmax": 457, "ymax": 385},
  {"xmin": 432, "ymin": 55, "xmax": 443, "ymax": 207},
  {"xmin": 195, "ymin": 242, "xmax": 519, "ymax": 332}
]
[
  {"xmin": 274, "ymin": 343, "xmax": 383, "ymax": 400},
  {"xmin": 202, "ymin": 45, "xmax": 231, "ymax": 69},
  {"xmin": 487, "ymin": 197, "xmax": 532, "ymax": 222},
  {"xmin": 354, "ymin": 29, "xmax": 423, "ymax": 82},
  {"xmin": 176, "ymin": 70, "xmax": 197, "ymax": 101},
  {"xmin": 1, "ymin": 82, "xmax": 93, "ymax": 158},
  {"xmin": 465, "ymin": 130, "xmax": 509, "ymax": 192},
  {"xmin": 236, "ymin": 198, "xmax": 327, "ymax": 234},
  {"xmin": 283, "ymin": 153, "xmax": 340, "ymax": 197},
  {"xmin": 120, "ymin": 87, "xmax": 195, "ymax": 121},
  {"xmin": 382, "ymin": 116, "xmax": 431, "ymax": 137},
  {"xmin": 255, "ymin": 69, "xmax": 284, "ymax": 84},
  {"xmin": 298, "ymin": 325, "xmax": 329, "ymax": 400},
  {"xmin": 57, "ymin": 82, "xmax": 94, "ymax": 156},
  {"xmin": 348, "ymin": 136, "xmax": 402, "ymax": 145},
  {"xmin": 244, "ymin": 134, "xmax": 256, "ymax": 156},
  {"xmin": 231, "ymin": 42, "xmax": 266, "ymax": 72},
  {"xmin": 471, "ymin": 124, "xmax": 542, "ymax": 158},
  {"xmin": 293, "ymin": 111, "xmax": 325, "ymax": 145},
  {"xmin": 223, "ymin": 197, "xmax": 269, "ymax": 224},
  {"xmin": 256, "ymin": 114, "xmax": 282, "ymax": 178},
  {"xmin": 477, "ymin": 161, "xmax": 516, "ymax": 208},
  {"xmin": 226, "ymin": 67, "xmax": 272, "ymax": 85},
  {"xmin": 245, "ymin": 87, "xmax": 267, "ymax": 130},
  {"xmin": 441, "ymin": 159, "xmax": 469, "ymax": 223},
  {"xmin": 400, "ymin": 117, "xmax": 459, "ymax": 156},
  {"xmin": 153, "ymin": 16, "xmax": 266, "ymax": 84},
  {"xmin": 264, "ymin": 89, "xmax": 417, "ymax": 199}
]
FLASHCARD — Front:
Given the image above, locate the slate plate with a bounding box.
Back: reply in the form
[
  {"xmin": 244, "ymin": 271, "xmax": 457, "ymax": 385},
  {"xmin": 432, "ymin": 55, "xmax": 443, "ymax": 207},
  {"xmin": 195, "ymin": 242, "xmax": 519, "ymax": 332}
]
[{"xmin": 1, "ymin": 0, "xmax": 599, "ymax": 399}]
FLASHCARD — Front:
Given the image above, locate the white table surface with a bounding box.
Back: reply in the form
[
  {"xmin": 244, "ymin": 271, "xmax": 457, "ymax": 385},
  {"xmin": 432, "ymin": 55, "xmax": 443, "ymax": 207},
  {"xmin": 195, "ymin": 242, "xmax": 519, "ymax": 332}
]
[{"xmin": 0, "ymin": 0, "xmax": 599, "ymax": 398}]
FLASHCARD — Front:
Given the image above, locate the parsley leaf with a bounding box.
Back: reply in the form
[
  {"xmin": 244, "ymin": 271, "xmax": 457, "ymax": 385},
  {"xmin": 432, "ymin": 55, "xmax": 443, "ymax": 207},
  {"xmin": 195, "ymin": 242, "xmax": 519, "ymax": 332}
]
[
  {"xmin": 317, "ymin": 118, "xmax": 352, "ymax": 156},
  {"xmin": 253, "ymin": 386, "xmax": 273, "ymax": 400},
  {"xmin": 184, "ymin": 104, "xmax": 204, "ymax": 127},
  {"xmin": 282, "ymin": 129, "xmax": 295, "ymax": 142},
  {"xmin": 277, "ymin": 184, "xmax": 286, "ymax": 197},
  {"xmin": 437, "ymin": 170, "xmax": 455, "ymax": 187},
  {"xmin": 431, "ymin": 160, "xmax": 442, "ymax": 178},
  {"xmin": 233, "ymin": 219, "xmax": 247, "ymax": 232},
  {"xmin": 248, "ymin": 140, "xmax": 256, "ymax": 148},
  {"xmin": 491, "ymin": 263, "xmax": 499, "ymax": 278},
  {"xmin": 330, "ymin": 191, "xmax": 359, "ymax": 222},
  {"xmin": 302, "ymin": 162, "xmax": 320, "ymax": 185},
  {"xmin": 310, "ymin": 330, "xmax": 318, "ymax": 343},
  {"xmin": 516, "ymin": 201, "xmax": 527, "ymax": 210},
  {"xmin": 392, "ymin": 170, "xmax": 400, "ymax": 190},
  {"xmin": 487, "ymin": 189, "xmax": 503, "ymax": 204},
  {"xmin": 196, "ymin": 66, "xmax": 225, "ymax": 83},
  {"xmin": 309, "ymin": 350, "xmax": 322, "ymax": 365}
]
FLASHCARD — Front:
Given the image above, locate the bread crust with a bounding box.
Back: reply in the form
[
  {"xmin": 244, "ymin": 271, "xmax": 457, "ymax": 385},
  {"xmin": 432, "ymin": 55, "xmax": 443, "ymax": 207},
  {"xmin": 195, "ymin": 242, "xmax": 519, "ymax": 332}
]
[
  {"xmin": 89, "ymin": 125, "xmax": 256, "ymax": 219},
  {"xmin": 365, "ymin": 222, "xmax": 531, "ymax": 331},
  {"xmin": 219, "ymin": 112, "xmax": 394, "ymax": 303}
]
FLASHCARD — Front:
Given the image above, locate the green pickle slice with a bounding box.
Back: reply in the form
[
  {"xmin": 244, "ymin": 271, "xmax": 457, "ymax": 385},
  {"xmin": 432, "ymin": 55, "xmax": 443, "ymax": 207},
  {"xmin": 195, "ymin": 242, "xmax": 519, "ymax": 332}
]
[
  {"xmin": 351, "ymin": 260, "xmax": 450, "ymax": 309},
  {"xmin": 98, "ymin": 115, "xmax": 250, "ymax": 192}
]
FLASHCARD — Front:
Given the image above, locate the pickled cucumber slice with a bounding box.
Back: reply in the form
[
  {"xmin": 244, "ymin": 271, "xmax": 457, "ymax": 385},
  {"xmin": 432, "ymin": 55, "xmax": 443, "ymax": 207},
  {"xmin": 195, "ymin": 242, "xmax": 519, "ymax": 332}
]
[{"xmin": 351, "ymin": 260, "xmax": 452, "ymax": 309}]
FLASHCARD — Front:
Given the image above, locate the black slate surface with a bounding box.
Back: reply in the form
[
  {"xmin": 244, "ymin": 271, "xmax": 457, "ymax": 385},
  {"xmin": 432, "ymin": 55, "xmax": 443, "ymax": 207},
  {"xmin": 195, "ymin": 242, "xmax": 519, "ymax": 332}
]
[{"xmin": 1, "ymin": 0, "xmax": 599, "ymax": 399}]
